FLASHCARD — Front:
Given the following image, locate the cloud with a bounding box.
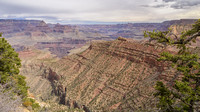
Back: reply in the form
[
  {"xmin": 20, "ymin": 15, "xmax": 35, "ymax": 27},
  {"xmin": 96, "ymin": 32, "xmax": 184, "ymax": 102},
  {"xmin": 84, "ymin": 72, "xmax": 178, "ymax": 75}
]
[
  {"xmin": 146, "ymin": 0, "xmax": 200, "ymax": 9},
  {"xmin": 0, "ymin": 1, "xmax": 75, "ymax": 14},
  {"xmin": 162, "ymin": 0, "xmax": 176, "ymax": 2},
  {"xmin": 0, "ymin": 0, "xmax": 154, "ymax": 22},
  {"xmin": 0, "ymin": 0, "xmax": 199, "ymax": 24},
  {"xmin": 162, "ymin": 0, "xmax": 200, "ymax": 9},
  {"xmin": 142, "ymin": 4, "xmax": 167, "ymax": 8}
]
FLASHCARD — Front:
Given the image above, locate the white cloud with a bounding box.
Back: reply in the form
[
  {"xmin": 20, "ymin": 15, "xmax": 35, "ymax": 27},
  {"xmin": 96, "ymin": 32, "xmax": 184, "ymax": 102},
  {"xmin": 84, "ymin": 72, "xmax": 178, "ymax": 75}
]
[{"xmin": 0, "ymin": 0, "xmax": 199, "ymax": 24}]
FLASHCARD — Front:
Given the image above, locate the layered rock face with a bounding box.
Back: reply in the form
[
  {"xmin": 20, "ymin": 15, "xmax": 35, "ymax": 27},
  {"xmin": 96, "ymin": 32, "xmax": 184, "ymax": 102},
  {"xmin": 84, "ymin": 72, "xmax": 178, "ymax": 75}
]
[
  {"xmin": 78, "ymin": 19, "xmax": 197, "ymax": 39},
  {"xmin": 15, "ymin": 19, "xmax": 199, "ymax": 111},
  {"xmin": 1, "ymin": 19, "xmax": 197, "ymax": 58},
  {"xmin": 19, "ymin": 39, "xmax": 176, "ymax": 111},
  {"xmin": 50, "ymin": 40, "xmax": 173, "ymax": 111},
  {"xmin": 0, "ymin": 19, "xmax": 87, "ymax": 57},
  {"xmin": 0, "ymin": 19, "xmax": 42, "ymax": 34},
  {"xmin": 19, "ymin": 49, "xmax": 57, "ymax": 102},
  {"xmin": 0, "ymin": 20, "xmax": 74, "ymax": 35},
  {"xmin": 1, "ymin": 19, "xmax": 197, "ymax": 42},
  {"xmin": 35, "ymin": 38, "xmax": 88, "ymax": 57}
]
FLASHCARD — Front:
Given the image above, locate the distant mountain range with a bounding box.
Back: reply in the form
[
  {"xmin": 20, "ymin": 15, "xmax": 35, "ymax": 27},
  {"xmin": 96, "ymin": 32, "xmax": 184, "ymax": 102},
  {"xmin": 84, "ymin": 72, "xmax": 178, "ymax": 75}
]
[{"xmin": 0, "ymin": 19, "xmax": 197, "ymax": 57}]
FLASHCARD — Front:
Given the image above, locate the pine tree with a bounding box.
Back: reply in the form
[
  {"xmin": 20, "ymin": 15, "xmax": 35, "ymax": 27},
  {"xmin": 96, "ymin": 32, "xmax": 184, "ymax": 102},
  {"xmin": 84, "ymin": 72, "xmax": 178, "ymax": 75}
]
[
  {"xmin": 144, "ymin": 19, "xmax": 200, "ymax": 112},
  {"xmin": 0, "ymin": 33, "xmax": 28, "ymax": 97}
]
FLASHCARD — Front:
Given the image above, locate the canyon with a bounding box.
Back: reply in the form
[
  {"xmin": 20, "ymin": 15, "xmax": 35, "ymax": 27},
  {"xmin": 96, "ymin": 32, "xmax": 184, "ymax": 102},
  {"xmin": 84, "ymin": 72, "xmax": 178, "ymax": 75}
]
[
  {"xmin": 19, "ymin": 39, "xmax": 172, "ymax": 111},
  {"xmin": 1, "ymin": 19, "xmax": 199, "ymax": 111},
  {"xmin": 1, "ymin": 19, "xmax": 197, "ymax": 57}
]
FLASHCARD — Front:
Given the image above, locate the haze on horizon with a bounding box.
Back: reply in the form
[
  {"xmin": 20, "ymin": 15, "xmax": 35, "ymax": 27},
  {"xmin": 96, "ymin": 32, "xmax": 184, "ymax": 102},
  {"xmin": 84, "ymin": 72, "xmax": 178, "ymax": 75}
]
[{"xmin": 0, "ymin": 0, "xmax": 199, "ymax": 24}]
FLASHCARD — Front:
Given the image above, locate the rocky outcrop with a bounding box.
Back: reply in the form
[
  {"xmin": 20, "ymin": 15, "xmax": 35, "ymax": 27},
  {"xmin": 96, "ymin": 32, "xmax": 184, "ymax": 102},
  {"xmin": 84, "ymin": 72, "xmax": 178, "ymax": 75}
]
[
  {"xmin": 35, "ymin": 21, "xmax": 53, "ymax": 33},
  {"xmin": 49, "ymin": 40, "xmax": 173, "ymax": 112},
  {"xmin": 53, "ymin": 24, "xmax": 75, "ymax": 33},
  {"xmin": 19, "ymin": 39, "xmax": 176, "ymax": 111},
  {"xmin": 0, "ymin": 19, "xmax": 74, "ymax": 35},
  {"xmin": 0, "ymin": 19, "xmax": 43, "ymax": 34},
  {"xmin": 35, "ymin": 39, "xmax": 88, "ymax": 57}
]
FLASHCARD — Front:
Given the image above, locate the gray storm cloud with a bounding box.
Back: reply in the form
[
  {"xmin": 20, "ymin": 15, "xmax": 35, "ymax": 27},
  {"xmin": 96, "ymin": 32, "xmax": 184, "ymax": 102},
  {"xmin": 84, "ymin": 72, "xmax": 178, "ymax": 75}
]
[
  {"xmin": 162, "ymin": 0, "xmax": 176, "ymax": 2},
  {"xmin": 162, "ymin": 0, "xmax": 200, "ymax": 9}
]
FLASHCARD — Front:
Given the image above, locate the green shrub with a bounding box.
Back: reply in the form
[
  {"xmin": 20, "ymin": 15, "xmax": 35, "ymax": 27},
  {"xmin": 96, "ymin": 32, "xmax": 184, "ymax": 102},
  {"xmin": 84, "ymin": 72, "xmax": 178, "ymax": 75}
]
[
  {"xmin": 23, "ymin": 98, "xmax": 41, "ymax": 111},
  {"xmin": 32, "ymin": 103, "xmax": 40, "ymax": 110}
]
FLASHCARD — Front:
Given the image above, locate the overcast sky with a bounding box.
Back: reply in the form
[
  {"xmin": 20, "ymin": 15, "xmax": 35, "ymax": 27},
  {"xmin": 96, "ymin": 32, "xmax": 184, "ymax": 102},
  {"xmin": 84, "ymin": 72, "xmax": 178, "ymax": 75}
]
[{"xmin": 0, "ymin": 0, "xmax": 199, "ymax": 24}]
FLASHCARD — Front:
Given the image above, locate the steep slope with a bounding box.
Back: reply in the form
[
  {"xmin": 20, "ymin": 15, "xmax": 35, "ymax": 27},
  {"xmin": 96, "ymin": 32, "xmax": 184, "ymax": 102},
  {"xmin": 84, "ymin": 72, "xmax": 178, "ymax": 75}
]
[
  {"xmin": 19, "ymin": 39, "xmax": 176, "ymax": 111},
  {"xmin": 17, "ymin": 19, "xmax": 199, "ymax": 111},
  {"xmin": 19, "ymin": 48, "xmax": 58, "ymax": 101}
]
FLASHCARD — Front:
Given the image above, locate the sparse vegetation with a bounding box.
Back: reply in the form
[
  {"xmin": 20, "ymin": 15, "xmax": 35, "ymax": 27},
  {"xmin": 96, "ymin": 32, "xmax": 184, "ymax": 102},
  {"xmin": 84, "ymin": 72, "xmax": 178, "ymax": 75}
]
[
  {"xmin": 0, "ymin": 84, "xmax": 23, "ymax": 112},
  {"xmin": 23, "ymin": 98, "xmax": 41, "ymax": 111},
  {"xmin": 0, "ymin": 33, "xmax": 40, "ymax": 111},
  {"xmin": 144, "ymin": 19, "xmax": 200, "ymax": 111}
]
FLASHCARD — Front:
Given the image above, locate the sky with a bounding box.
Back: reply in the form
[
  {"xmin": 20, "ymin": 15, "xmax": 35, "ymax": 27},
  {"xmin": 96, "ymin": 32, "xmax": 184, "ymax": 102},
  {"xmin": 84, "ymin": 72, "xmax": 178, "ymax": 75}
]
[{"xmin": 0, "ymin": 0, "xmax": 199, "ymax": 24}]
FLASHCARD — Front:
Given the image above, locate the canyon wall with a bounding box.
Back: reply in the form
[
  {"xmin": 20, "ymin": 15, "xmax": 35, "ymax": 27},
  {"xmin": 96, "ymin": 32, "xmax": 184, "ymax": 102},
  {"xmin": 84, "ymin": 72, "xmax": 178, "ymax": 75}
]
[
  {"xmin": 19, "ymin": 39, "xmax": 177, "ymax": 111},
  {"xmin": 1, "ymin": 19, "xmax": 197, "ymax": 42},
  {"xmin": 15, "ymin": 19, "xmax": 199, "ymax": 111},
  {"xmin": 1, "ymin": 19, "xmax": 197, "ymax": 57}
]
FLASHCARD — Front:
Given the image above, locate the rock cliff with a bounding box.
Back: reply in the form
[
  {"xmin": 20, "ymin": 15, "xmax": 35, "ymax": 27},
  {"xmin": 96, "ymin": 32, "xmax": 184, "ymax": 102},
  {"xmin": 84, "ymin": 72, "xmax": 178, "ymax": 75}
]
[
  {"xmin": 35, "ymin": 38, "xmax": 88, "ymax": 57},
  {"xmin": 15, "ymin": 19, "xmax": 199, "ymax": 111},
  {"xmin": 19, "ymin": 39, "xmax": 176, "ymax": 111}
]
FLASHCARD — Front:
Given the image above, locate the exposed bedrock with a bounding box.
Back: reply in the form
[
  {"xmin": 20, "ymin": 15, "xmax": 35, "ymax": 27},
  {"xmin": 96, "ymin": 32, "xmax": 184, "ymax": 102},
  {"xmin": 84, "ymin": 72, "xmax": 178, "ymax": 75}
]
[{"xmin": 19, "ymin": 39, "xmax": 177, "ymax": 111}]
